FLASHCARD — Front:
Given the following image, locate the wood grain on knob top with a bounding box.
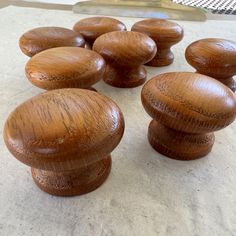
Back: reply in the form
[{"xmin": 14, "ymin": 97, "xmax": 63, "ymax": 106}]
[
  {"xmin": 4, "ymin": 88, "xmax": 124, "ymax": 196},
  {"xmin": 185, "ymin": 38, "xmax": 236, "ymax": 91},
  {"xmin": 142, "ymin": 72, "xmax": 236, "ymax": 133},
  {"xmin": 19, "ymin": 27, "xmax": 85, "ymax": 57},
  {"xmin": 132, "ymin": 19, "xmax": 183, "ymax": 67},
  {"xmin": 73, "ymin": 17, "xmax": 126, "ymax": 47},
  {"xmin": 141, "ymin": 72, "xmax": 236, "ymax": 160},
  {"xmin": 93, "ymin": 31, "xmax": 157, "ymax": 88},
  {"xmin": 25, "ymin": 47, "xmax": 105, "ymax": 90}
]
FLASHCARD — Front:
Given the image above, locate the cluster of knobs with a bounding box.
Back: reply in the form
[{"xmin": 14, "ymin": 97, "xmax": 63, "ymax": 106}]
[{"xmin": 3, "ymin": 17, "xmax": 236, "ymax": 196}]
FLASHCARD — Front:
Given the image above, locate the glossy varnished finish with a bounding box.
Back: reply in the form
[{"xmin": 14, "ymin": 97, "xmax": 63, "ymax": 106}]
[
  {"xmin": 185, "ymin": 38, "xmax": 236, "ymax": 92},
  {"xmin": 19, "ymin": 27, "xmax": 85, "ymax": 57},
  {"xmin": 4, "ymin": 89, "xmax": 125, "ymax": 196},
  {"xmin": 25, "ymin": 47, "xmax": 105, "ymax": 90},
  {"xmin": 141, "ymin": 72, "xmax": 236, "ymax": 160},
  {"xmin": 93, "ymin": 31, "xmax": 157, "ymax": 88},
  {"xmin": 73, "ymin": 17, "xmax": 126, "ymax": 48},
  {"xmin": 132, "ymin": 19, "xmax": 183, "ymax": 67}
]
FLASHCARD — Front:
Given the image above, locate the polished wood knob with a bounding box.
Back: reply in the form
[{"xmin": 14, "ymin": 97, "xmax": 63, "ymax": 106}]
[
  {"xmin": 19, "ymin": 27, "xmax": 85, "ymax": 57},
  {"xmin": 73, "ymin": 17, "xmax": 126, "ymax": 48},
  {"xmin": 131, "ymin": 19, "xmax": 183, "ymax": 67},
  {"xmin": 4, "ymin": 89, "xmax": 124, "ymax": 196},
  {"xmin": 185, "ymin": 38, "xmax": 236, "ymax": 92},
  {"xmin": 25, "ymin": 47, "xmax": 105, "ymax": 91},
  {"xmin": 141, "ymin": 72, "xmax": 236, "ymax": 160},
  {"xmin": 93, "ymin": 31, "xmax": 157, "ymax": 88}
]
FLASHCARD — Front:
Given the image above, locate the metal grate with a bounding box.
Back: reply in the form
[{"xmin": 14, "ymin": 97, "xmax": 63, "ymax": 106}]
[{"xmin": 172, "ymin": 0, "xmax": 236, "ymax": 14}]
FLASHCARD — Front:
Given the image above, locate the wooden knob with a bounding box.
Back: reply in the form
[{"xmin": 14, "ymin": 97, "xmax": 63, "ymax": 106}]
[
  {"xmin": 25, "ymin": 47, "xmax": 105, "ymax": 91},
  {"xmin": 131, "ymin": 19, "xmax": 183, "ymax": 67},
  {"xmin": 3, "ymin": 89, "xmax": 124, "ymax": 196},
  {"xmin": 93, "ymin": 31, "xmax": 157, "ymax": 88},
  {"xmin": 141, "ymin": 72, "xmax": 236, "ymax": 160},
  {"xmin": 19, "ymin": 27, "xmax": 85, "ymax": 57},
  {"xmin": 73, "ymin": 17, "xmax": 126, "ymax": 48},
  {"xmin": 185, "ymin": 38, "xmax": 236, "ymax": 92}
]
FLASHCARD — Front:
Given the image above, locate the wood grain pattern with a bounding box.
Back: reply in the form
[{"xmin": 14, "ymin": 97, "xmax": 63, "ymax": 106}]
[
  {"xmin": 25, "ymin": 47, "xmax": 106, "ymax": 90},
  {"xmin": 132, "ymin": 19, "xmax": 183, "ymax": 67},
  {"xmin": 19, "ymin": 27, "xmax": 85, "ymax": 57},
  {"xmin": 93, "ymin": 31, "xmax": 157, "ymax": 88},
  {"xmin": 141, "ymin": 72, "xmax": 236, "ymax": 160},
  {"xmin": 3, "ymin": 89, "xmax": 125, "ymax": 196},
  {"xmin": 73, "ymin": 17, "xmax": 126, "ymax": 48},
  {"xmin": 185, "ymin": 38, "xmax": 236, "ymax": 92}
]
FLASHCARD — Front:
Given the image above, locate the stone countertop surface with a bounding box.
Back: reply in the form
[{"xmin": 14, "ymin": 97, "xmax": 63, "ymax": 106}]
[{"xmin": 0, "ymin": 6, "xmax": 236, "ymax": 236}]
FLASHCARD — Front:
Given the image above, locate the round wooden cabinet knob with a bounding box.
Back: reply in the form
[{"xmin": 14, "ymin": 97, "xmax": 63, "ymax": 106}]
[
  {"xmin": 141, "ymin": 72, "xmax": 236, "ymax": 160},
  {"xmin": 93, "ymin": 31, "xmax": 157, "ymax": 88},
  {"xmin": 185, "ymin": 38, "xmax": 236, "ymax": 92},
  {"xmin": 73, "ymin": 17, "xmax": 126, "ymax": 48},
  {"xmin": 4, "ymin": 89, "xmax": 124, "ymax": 196},
  {"xmin": 19, "ymin": 27, "xmax": 85, "ymax": 57},
  {"xmin": 25, "ymin": 47, "xmax": 105, "ymax": 91},
  {"xmin": 131, "ymin": 19, "xmax": 183, "ymax": 67}
]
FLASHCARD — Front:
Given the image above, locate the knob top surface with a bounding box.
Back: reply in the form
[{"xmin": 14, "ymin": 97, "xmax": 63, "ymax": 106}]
[
  {"xmin": 93, "ymin": 31, "xmax": 157, "ymax": 66},
  {"xmin": 25, "ymin": 47, "xmax": 105, "ymax": 90},
  {"xmin": 19, "ymin": 27, "xmax": 85, "ymax": 57},
  {"xmin": 131, "ymin": 19, "xmax": 183, "ymax": 43},
  {"xmin": 73, "ymin": 17, "xmax": 126, "ymax": 42},
  {"xmin": 141, "ymin": 72, "xmax": 236, "ymax": 133},
  {"xmin": 185, "ymin": 38, "xmax": 236, "ymax": 77},
  {"xmin": 4, "ymin": 89, "xmax": 124, "ymax": 170}
]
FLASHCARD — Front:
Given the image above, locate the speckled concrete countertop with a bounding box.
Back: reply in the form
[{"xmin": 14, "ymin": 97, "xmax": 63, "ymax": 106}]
[{"xmin": 0, "ymin": 6, "xmax": 236, "ymax": 236}]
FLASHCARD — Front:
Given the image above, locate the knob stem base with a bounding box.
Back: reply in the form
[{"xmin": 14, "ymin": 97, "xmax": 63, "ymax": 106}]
[
  {"xmin": 148, "ymin": 120, "xmax": 215, "ymax": 160},
  {"xmin": 85, "ymin": 42, "xmax": 93, "ymax": 49},
  {"xmin": 103, "ymin": 64, "xmax": 146, "ymax": 88},
  {"xmin": 146, "ymin": 48, "xmax": 174, "ymax": 67},
  {"xmin": 31, "ymin": 155, "xmax": 111, "ymax": 196}
]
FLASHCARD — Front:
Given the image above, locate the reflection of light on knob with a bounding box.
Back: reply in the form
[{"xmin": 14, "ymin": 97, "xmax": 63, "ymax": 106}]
[
  {"xmin": 191, "ymin": 76, "xmax": 225, "ymax": 96},
  {"xmin": 95, "ymin": 57, "xmax": 105, "ymax": 70},
  {"xmin": 224, "ymin": 95, "xmax": 236, "ymax": 110},
  {"xmin": 107, "ymin": 109, "xmax": 122, "ymax": 133}
]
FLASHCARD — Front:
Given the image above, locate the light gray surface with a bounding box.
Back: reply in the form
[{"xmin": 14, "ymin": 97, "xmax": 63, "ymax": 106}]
[{"xmin": 0, "ymin": 6, "xmax": 236, "ymax": 236}]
